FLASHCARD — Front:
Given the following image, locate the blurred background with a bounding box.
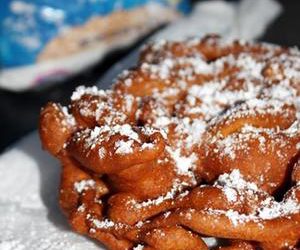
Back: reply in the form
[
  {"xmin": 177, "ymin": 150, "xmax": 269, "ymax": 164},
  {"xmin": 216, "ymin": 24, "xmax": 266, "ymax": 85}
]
[{"xmin": 0, "ymin": 0, "xmax": 299, "ymax": 153}]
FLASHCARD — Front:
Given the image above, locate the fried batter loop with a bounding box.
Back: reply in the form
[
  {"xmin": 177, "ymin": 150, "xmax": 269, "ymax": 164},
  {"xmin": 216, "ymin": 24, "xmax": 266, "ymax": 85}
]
[{"xmin": 40, "ymin": 35, "xmax": 300, "ymax": 250}]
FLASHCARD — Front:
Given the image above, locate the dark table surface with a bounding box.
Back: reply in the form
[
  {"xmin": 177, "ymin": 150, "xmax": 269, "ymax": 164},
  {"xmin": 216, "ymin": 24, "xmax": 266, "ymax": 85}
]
[{"xmin": 0, "ymin": 0, "xmax": 299, "ymax": 153}]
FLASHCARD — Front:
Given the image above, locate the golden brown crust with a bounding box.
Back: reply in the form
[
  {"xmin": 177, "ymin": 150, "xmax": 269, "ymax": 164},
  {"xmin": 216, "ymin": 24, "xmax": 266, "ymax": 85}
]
[
  {"xmin": 39, "ymin": 102, "xmax": 75, "ymax": 156},
  {"xmin": 217, "ymin": 241, "xmax": 258, "ymax": 250},
  {"xmin": 139, "ymin": 226, "xmax": 208, "ymax": 250},
  {"xmin": 39, "ymin": 35, "xmax": 300, "ymax": 250}
]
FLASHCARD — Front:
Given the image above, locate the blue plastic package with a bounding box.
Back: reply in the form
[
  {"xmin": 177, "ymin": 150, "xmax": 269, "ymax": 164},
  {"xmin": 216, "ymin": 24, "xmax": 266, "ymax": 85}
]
[{"xmin": 0, "ymin": 0, "xmax": 189, "ymax": 91}]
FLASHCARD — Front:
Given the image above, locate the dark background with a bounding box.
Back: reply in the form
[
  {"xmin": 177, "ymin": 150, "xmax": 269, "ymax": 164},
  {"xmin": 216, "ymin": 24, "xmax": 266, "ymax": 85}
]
[{"xmin": 0, "ymin": 0, "xmax": 298, "ymax": 153}]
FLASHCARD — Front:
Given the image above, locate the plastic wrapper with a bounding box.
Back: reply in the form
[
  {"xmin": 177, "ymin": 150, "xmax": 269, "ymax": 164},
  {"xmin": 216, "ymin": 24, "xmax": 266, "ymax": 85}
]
[{"xmin": 0, "ymin": 0, "xmax": 189, "ymax": 91}]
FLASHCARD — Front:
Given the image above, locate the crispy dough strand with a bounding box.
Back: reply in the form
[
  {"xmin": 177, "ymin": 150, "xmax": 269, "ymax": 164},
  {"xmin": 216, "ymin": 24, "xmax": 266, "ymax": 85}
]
[{"xmin": 39, "ymin": 35, "xmax": 300, "ymax": 250}]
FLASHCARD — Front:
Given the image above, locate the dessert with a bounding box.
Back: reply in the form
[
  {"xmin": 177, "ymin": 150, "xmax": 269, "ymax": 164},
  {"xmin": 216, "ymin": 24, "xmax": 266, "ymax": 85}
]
[{"xmin": 39, "ymin": 35, "xmax": 300, "ymax": 249}]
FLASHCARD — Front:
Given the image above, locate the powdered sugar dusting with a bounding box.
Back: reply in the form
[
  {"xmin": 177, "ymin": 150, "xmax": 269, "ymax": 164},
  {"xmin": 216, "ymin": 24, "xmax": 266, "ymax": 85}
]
[
  {"xmin": 134, "ymin": 180, "xmax": 189, "ymax": 209},
  {"xmin": 61, "ymin": 106, "xmax": 76, "ymax": 127},
  {"xmin": 7, "ymin": 3, "xmax": 300, "ymax": 247},
  {"xmin": 40, "ymin": 36, "xmax": 300, "ymax": 248},
  {"xmin": 74, "ymin": 179, "xmax": 95, "ymax": 193},
  {"xmin": 133, "ymin": 244, "xmax": 144, "ymax": 250},
  {"xmin": 92, "ymin": 219, "xmax": 115, "ymax": 229},
  {"xmin": 209, "ymin": 170, "xmax": 300, "ymax": 226},
  {"xmin": 98, "ymin": 147, "xmax": 106, "ymax": 158},
  {"xmin": 71, "ymin": 86, "xmax": 106, "ymax": 101},
  {"xmin": 216, "ymin": 169, "xmax": 258, "ymax": 192},
  {"xmin": 115, "ymin": 140, "xmax": 134, "ymax": 155},
  {"xmin": 167, "ymin": 147, "xmax": 197, "ymax": 180}
]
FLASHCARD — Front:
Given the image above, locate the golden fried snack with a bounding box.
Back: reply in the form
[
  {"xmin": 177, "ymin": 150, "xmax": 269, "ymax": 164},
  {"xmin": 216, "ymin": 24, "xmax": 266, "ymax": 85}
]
[
  {"xmin": 39, "ymin": 102, "xmax": 76, "ymax": 156},
  {"xmin": 39, "ymin": 35, "xmax": 300, "ymax": 249},
  {"xmin": 199, "ymin": 100, "xmax": 299, "ymax": 194},
  {"xmin": 131, "ymin": 171, "xmax": 300, "ymax": 249},
  {"xmin": 67, "ymin": 125, "xmax": 166, "ymax": 174}
]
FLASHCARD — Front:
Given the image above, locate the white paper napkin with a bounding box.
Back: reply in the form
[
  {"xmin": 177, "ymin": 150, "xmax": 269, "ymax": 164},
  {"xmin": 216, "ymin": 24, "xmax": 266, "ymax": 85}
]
[{"xmin": 0, "ymin": 133, "xmax": 102, "ymax": 249}]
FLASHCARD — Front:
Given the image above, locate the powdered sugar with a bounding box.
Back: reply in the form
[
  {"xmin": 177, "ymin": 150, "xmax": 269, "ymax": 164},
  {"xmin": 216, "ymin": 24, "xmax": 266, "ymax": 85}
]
[
  {"xmin": 209, "ymin": 170, "xmax": 300, "ymax": 226},
  {"xmin": 115, "ymin": 140, "xmax": 134, "ymax": 155},
  {"xmin": 71, "ymin": 86, "xmax": 106, "ymax": 101},
  {"xmin": 74, "ymin": 179, "xmax": 96, "ymax": 193},
  {"xmin": 257, "ymin": 190, "xmax": 300, "ymax": 220},
  {"xmin": 90, "ymin": 217, "xmax": 127, "ymax": 231},
  {"xmin": 134, "ymin": 180, "xmax": 188, "ymax": 209},
  {"xmin": 98, "ymin": 147, "xmax": 106, "ymax": 158},
  {"xmin": 78, "ymin": 124, "xmax": 142, "ymax": 151},
  {"xmin": 61, "ymin": 106, "xmax": 76, "ymax": 127},
  {"xmin": 222, "ymin": 187, "xmax": 238, "ymax": 202},
  {"xmin": 217, "ymin": 136, "xmax": 237, "ymax": 160},
  {"xmin": 117, "ymin": 124, "xmax": 140, "ymax": 141},
  {"xmin": 133, "ymin": 244, "xmax": 144, "ymax": 250},
  {"xmin": 141, "ymin": 142, "xmax": 155, "ymax": 150},
  {"xmin": 216, "ymin": 169, "xmax": 258, "ymax": 192},
  {"xmin": 167, "ymin": 147, "xmax": 197, "ymax": 179},
  {"xmin": 92, "ymin": 219, "xmax": 115, "ymax": 229},
  {"xmin": 224, "ymin": 193, "xmax": 300, "ymax": 225}
]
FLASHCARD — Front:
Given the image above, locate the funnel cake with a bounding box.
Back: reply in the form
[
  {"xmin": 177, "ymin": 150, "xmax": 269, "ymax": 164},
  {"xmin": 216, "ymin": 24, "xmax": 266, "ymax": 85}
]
[{"xmin": 39, "ymin": 35, "xmax": 300, "ymax": 250}]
